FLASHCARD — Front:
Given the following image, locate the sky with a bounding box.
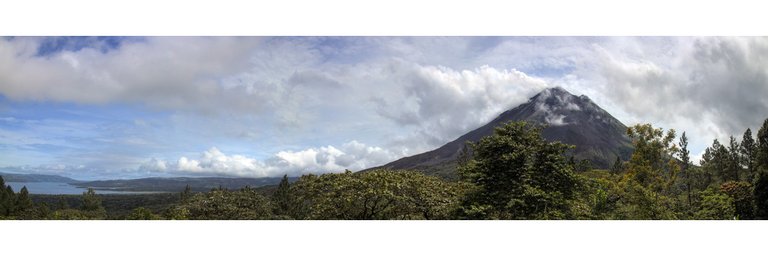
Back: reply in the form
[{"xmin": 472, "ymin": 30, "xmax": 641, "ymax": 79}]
[{"xmin": 1, "ymin": 36, "xmax": 767, "ymax": 180}]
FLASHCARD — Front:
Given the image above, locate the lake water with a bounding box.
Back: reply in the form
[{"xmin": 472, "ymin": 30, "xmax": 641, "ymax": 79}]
[{"xmin": 5, "ymin": 182, "xmax": 156, "ymax": 195}]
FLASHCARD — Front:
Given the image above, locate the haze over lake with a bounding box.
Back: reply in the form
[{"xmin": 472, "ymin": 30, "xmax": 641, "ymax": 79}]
[{"xmin": 6, "ymin": 182, "xmax": 159, "ymax": 195}]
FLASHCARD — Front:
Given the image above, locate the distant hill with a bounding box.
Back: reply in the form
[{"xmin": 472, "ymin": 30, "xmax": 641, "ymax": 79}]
[
  {"xmin": 74, "ymin": 176, "xmax": 298, "ymax": 192},
  {"xmin": 0, "ymin": 172, "xmax": 80, "ymax": 183},
  {"xmin": 368, "ymin": 87, "xmax": 634, "ymax": 179}
]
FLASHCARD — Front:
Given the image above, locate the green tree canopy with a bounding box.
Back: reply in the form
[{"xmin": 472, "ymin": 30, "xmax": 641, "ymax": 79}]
[
  {"xmin": 741, "ymin": 128, "xmax": 757, "ymax": 179},
  {"xmin": 289, "ymin": 170, "xmax": 465, "ymax": 220},
  {"xmin": 81, "ymin": 188, "xmax": 106, "ymax": 219},
  {"xmin": 272, "ymin": 174, "xmax": 291, "ymax": 217},
  {"xmin": 614, "ymin": 124, "xmax": 679, "ymax": 219},
  {"xmin": 127, "ymin": 207, "xmax": 162, "ymax": 220},
  {"xmin": 457, "ymin": 121, "xmax": 578, "ymax": 220},
  {"xmin": 170, "ymin": 187, "xmax": 274, "ymax": 220}
]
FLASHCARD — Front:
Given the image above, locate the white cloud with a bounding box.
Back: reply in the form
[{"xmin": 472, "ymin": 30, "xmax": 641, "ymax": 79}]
[{"xmin": 140, "ymin": 141, "xmax": 401, "ymax": 178}]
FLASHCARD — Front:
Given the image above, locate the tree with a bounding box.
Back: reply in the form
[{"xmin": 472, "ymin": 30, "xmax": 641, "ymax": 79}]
[
  {"xmin": 81, "ymin": 188, "xmax": 106, "ymax": 219},
  {"xmin": 56, "ymin": 196, "xmax": 70, "ymax": 210},
  {"xmin": 741, "ymin": 128, "xmax": 757, "ymax": 180},
  {"xmin": 616, "ymin": 124, "xmax": 679, "ymax": 219},
  {"xmin": 694, "ymin": 187, "xmax": 736, "ymax": 220},
  {"xmin": 754, "ymin": 171, "xmax": 768, "ymax": 219},
  {"xmin": 720, "ymin": 181, "xmax": 754, "ymax": 219},
  {"xmin": 179, "ymin": 184, "xmax": 192, "ymax": 202},
  {"xmin": 16, "ymin": 186, "xmax": 34, "ymax": 213},
  {"xmin": 0, "ymin": 176, "xmax": 9, "ymax": 216},
  {"xmin": 170, "ymin": 187, "xmax": 274, "ymax": 220},
  {"xmin": 678, "ymin": 132, "xmax": 693, "ymax": 207},
  {"xmin": 727, "ymin": 136, "xmax": 742, "ymax": 181},
  {"xmin": 758, "ymin": 119, "xmax": 768, "ymax": 171},
  {"xmin": 3, "ymin": 184, "xmax": 15, "ymax": 216},
  {"xmin": 611, "ymin": 155, "xmax": 623, "ymax": 174},
  {"xmin": 289, "ymin": 170, "xmax": 464, "ymax": 220},
  {"xmin": 127, "ymin": 207, "xmax": 161, "ymax": 220},
  {"xmin": 624, "ymin": 123, "xmax": 677, "ymax": 193},
  {"xmin": 700, "ymin": 147, "xmax": 715, "ymax": 187},
  {"xmin": 702, "ymin": 139, "xmax": 733, "ymax": 183},
  {"xmin": 272, "ymin": 174, "xmax": 291, "ymax": 217},
  {"xmin": 458, "ymin": 121, "xmax": 578, "ymax": 220}
]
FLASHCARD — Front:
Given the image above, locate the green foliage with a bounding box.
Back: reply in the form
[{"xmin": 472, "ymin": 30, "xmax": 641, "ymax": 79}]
[
  {"xmin": 572, "ymin": 172, "xmax": 621, "ymax": 219},
  {"xmin": 757, "ymin": 119, "xmax": 768, "ymax": 171},
  {"xmin": 611, "ymin": 156, "xmax": 624, "ymax": 174},
  {"xmin": 719, "ymin": 181, "xmax": 753, "ymax": 219},
  {"xmin": 179, "ymin": 184, "xmax": 192, "ymax": 202},
  {"xmin": 754, "ymin": 171, "xmax": 768, "ymax": 219},
  {"xmin": 678, "ymin": 132, "xmax": 693, "ymax": 208},
  {"xmin": 272, "ymin": 174, "xmax": 291, "ymax": 217},
  {"xmin": 170, "ymin": 187, "xmax": 274, "ymax": 220},
  {"xmin": 127, "ymin": 207, "xmax": 162, "ymax": 220},
  {"xmin": 289, "ymin": 170, "xmax": 465, "ymax": 220},
  {"xmin": 694, "ymin": 187, "xmax": 735, "ymax": 220},
  {"xmin": 625, "ymin": 124, "xmax": 678, "ymax": 191},
  {"xmin": 727, "ymin": 136, "xmax": 742, "ymax": 181},
  {"xmin": 457, "ymin": 121, "xmax": 578, "ymax": 219},
  {"xmin": 80, "ymin": 188, "xmax": 106, "ymax": 219},
  {"xmin": 741, "ymin": 128, "xmax": 757, "ymax": 180},
  {"xmin": 610, "ymin": 124, "xmax": 681, "ymax": 219},
  {"xmin": 0, "ymin": 176, "xmax": 10, "ymax": 216},
  {"xmin": 16, "ymin": 186, "xmax": 33, "ymax": 212},
  {"xmin": 51, "ymin": 209, "xmax": 91, "ymax": 220},
  {"xmin": 613, "ymin": 178, "xmax": 678, "ymax": 219},
  {"xmin": 164, "ymin": 207, "xmax": 190, "ymax": 220}
]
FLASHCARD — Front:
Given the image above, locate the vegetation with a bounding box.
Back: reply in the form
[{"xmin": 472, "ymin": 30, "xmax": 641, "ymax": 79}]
[
  {"xmin": 3, "ymin": 117, "xmax": 768, "ymax": 220},
  {"xmin": 457, "ymin": 121, "xmax": 578, "ymax": 219}
]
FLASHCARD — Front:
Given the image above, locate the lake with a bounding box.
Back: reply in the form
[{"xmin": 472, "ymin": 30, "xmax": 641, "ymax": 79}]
[{"xmin": 5, "ymin": 182, "xmax": 159, "ymax": 195}]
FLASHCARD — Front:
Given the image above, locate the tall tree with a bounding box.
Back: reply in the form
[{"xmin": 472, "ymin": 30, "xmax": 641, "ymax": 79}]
[
  {"xmin": 678, "ymin": 132, "xmax": 692, "ymax": 207},
  {"xmin": 702, "ymin": 139, "xmax": 733, "ymax": 183},
  {"xmin": 180, "ymin": 184, "xmax": 192, "ymax": 202},
  {"xmin": 754, "ymin": 171, "xmax": 768, "ymax": 219},
  {"xmin": 727, "ymin": 136, "xmax": 742, "ymax": 181},
  {"xmin": 617, "ymin": 124, "xmax": 679, "ymax": 219},
  {"xmin": 3, "ymin": 185, "xmax": 15, "ymax": 216},
  {"xmin": 16, "ymin": 186, "xmax": 34, "ymax": 213},
  {"xmin": 700, "ymin": 147, "xmax": 714, "ymax": 187},
  {"xmin": 611, "ymin": 155, "xmax": 623, "ymax": 174},
  {"xmin": 625, "ymin": 123, "xmax": 678, "ymax": 193},
  {"xmin": 741, "ymin": 128, "xmax": 758, "ymax": 181},
  {"xmin": 272, "ymin": 174, "xmax": 291, "ymax": 217},
  {"xmin": 757, "ymin": 118, "xmax": 768, "ymax": 171},
  {"xmin": 0, "ymin": 176, "xmax": 9, "ymax": 216},
  {"xmin": 81, "ymin": 188, "xmax": 106, "ymax": 219},
  {"xmin": 458, "ymin": 121, "xmax": 578, "ymax": 220}
]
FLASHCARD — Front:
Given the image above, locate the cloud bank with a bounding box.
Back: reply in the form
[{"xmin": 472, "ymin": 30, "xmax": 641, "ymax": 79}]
[{"xmin": 138, "ymin": 141, "xmax": 401, "ymax": 178}]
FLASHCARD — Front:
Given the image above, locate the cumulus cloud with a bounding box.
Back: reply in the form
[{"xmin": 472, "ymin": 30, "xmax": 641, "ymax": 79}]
[{"xmin": 139, "ymin": 141, "xmax": 401, "ymax": 178}]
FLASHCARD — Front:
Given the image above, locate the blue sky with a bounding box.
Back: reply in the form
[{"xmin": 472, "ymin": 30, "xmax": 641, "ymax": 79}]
[{"xmin": 1, "ymin": 37, "xmax": 767, "ymax": 180}]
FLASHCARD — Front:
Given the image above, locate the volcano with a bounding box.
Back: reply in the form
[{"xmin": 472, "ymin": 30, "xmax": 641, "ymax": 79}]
[{"xmin": 370, "ymin": 87, "xmax": 634, "ymax": 179}]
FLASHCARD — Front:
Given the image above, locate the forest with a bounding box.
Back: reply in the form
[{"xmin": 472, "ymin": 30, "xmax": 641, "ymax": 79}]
[{"xmin": 2, "ymin": 118, "xmax": 768, "ymax": 220}]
